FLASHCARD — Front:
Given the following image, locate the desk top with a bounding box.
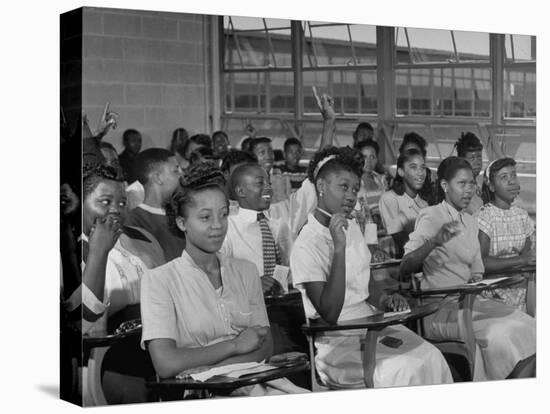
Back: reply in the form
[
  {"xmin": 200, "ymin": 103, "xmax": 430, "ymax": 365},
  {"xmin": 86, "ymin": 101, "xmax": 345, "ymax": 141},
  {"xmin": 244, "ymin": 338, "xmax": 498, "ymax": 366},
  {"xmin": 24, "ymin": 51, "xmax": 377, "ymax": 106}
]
[
  {"xmin": 147, "ymin": 359, "xmax": 309, "ymax": 391},
  {"xmin": 411, "ymin": 275, "xmax": 525, "ymax": 297},
  {"xmin": 302, "ymin": 301, "xmax": 440, "ymax": 334},
  {"xmin": 83, "ymin": 319, "xmax": 142, "ymax": 349}
]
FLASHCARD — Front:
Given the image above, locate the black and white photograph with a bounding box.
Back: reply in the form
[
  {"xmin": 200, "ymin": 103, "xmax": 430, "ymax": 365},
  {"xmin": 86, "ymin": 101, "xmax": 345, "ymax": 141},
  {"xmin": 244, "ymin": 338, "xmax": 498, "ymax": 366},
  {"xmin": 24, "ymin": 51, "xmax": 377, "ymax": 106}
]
[{"xmin": 3, "ymin": 0, "xmax": 547, "ymax": 413}]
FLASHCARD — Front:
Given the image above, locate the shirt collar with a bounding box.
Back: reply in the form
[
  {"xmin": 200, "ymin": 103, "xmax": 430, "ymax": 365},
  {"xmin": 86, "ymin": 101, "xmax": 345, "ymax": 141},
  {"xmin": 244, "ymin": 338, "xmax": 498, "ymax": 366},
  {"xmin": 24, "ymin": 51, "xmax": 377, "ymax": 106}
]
[
  {"xmin": 138, "ymin": 203, "xmax": 165, "ymax": 215},
  {"xmin": 442, "ymin": 200, "xmax": 465, "ymax": 224},
  {"xmin": 236, "ymin": 206, "xmax": 271, "ymax": 222}
]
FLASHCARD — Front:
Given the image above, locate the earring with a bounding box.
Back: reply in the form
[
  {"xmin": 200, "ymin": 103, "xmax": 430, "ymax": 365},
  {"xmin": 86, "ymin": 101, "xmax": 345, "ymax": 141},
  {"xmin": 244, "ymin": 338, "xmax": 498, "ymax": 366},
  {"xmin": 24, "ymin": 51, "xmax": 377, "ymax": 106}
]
[{"xmin": 319, "ymin": 191, "xmax": 324, "ymax": 198}]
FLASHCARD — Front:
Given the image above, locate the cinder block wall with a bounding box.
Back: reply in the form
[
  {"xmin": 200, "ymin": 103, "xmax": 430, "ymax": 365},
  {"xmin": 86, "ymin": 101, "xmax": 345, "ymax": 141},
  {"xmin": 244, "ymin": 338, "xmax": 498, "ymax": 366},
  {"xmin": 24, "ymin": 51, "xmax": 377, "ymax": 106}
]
[{"xmin": 82, "ymin": 7, "xmax": 211, "ymax": 151}]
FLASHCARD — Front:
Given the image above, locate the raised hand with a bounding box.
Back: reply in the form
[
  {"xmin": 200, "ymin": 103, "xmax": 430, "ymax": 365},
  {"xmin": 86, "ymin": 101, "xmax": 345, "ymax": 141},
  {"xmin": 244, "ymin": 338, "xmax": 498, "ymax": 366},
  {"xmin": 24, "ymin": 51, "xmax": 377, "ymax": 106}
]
[
  {"xmin": 312, "ymin": 86, "xmax": 336, "ymax": 120},
  {"xmin": 233, "ymin": 326, "xmax": 269, "ymax": 354},
  {"xmin": 95, "ymin": 102, "xmax": 119, "ymax": 138},
  {"xmin": 433, "ymin": 220, "xmax": 463, "ymax": 247},
  {"xmin": 88, "ymin": 215, "xmax": 123, "ymax": 255}
]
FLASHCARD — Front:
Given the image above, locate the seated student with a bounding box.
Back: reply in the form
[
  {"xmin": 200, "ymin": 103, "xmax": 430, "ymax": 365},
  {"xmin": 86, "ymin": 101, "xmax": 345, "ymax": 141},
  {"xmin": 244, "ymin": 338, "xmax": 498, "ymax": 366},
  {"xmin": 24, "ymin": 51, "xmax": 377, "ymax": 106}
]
[
  {"xmin": 280, "ymin": 137, "xmax": 308, "ymax": 193},
  {"xmin": 400, "ymin": 156, "xmax": 536, "ymax": 381},
  {"xmin": 356, "ymin": 139, "xmax": 392, "ymax": 228},
  {"xmin": 169, "ymin": 127, "xmax": 189, "ymax": 167},
  {"xmin": 379, "ymin": 149, "xmax": 429, "ymax": 258},
  {"xmin": 140, "ymin": 163, "xmax": 308, "ymax": 396},
  {"xmin": 180, "ymin": 134, "xmax": 213, "ymax": 170},
  {"xmin": 290, "ymin": 147, "xmax": 453, "ymax": 388},
  {"xmin": 189, "ymin": 146, "xmax": 216, "ymax": 166},
  {"xmin": 126, "ymin": 149, "xmax": 186, "ymax": 262},
  {"xmin": 249, "ymin": 137, "xmax": 291, "ymax": 203},
  {"xmin": 398, "ymin": 132, "xmax": 437, "ymax": 206},
  {"xmin": 78, "ymin": 164, "xmax": 165, "ymax": 404},
  {"xmin": 455, "ymin": 132, "xmax": 484, "ymax": 216},
  {"xmin": 212, "ymin": 130, "xmax": 230, "ymax": 160},
  {"xmin": 220, "ymin": 149, "xmax": 259, "ymax": 215},
  {"xmin": 352, "ymin": 121, "xmax": 375, "ymax": 149},
  {"xmin": 118, "ymin": 129, "xmax": 142, "ymax": 184},
  {"xmin": 99, "ymin": 142, "xmax": 123, "ymax": 179},
  {"xmin": 477, "ymin": 158, "xmax": 536, "ymax": 313}
]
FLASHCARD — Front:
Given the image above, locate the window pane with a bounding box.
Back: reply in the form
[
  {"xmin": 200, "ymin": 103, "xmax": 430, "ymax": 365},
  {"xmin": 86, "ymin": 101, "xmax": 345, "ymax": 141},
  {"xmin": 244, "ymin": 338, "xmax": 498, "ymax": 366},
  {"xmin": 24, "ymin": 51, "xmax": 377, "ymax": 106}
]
[
  {"xmin": 224, "ymin": 16, "xmax": 291, "ymax": 69},
  {"xmin": 505, "ymin": 34, "xmax": 536, "ymax": 62},
  {"xmin": 504, "ymin": 67, "xmax": 536, "ymax": 118},
  {"xmin": 396, "ymin": 67, "xmax": 491, "ymax": 117},
  {"xmin": 303, "ymin": 21, "xmax": 376, "ymax": 67},
  {"xmin": 303, "ymin": 69, "xmax": 377, "ymax": 115},
  {"xmin": 224, "ymin": 71, "xmax": 294, "ymax": 114},
  {"xmin": 395, "ymin": 27, "xmax": 489, "ymax": 64}
]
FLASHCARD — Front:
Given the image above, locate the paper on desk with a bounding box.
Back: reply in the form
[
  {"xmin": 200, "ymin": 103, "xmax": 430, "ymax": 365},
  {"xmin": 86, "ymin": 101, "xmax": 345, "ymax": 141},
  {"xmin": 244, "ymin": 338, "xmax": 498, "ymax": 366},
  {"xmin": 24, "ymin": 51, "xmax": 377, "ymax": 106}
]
[
  {"xmin": 383, "ymin": 309, "xmax": 411, "ymax": 318},
  {"xmin": 467, "ymin": 276, "xmax": 510, "ymax": 286},
  {"xmin": 178, "ymin": 361, "xmax": 275, "ymax": 381}
]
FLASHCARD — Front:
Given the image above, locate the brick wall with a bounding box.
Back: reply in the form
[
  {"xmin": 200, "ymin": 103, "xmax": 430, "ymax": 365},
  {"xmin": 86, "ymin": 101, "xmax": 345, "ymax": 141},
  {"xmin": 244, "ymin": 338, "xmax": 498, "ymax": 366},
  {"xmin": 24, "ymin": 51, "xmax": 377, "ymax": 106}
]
[{"xmin": 81, "ymin": 7, "xmax": 211, "ymax": 152}]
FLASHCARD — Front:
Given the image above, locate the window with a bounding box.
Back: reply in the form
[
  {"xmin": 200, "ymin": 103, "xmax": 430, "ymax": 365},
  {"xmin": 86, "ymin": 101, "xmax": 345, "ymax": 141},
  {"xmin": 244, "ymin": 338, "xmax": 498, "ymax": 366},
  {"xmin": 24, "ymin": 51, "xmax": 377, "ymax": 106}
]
[{"xmin": 504, "ymin": 35, "xmax": 536, "ymax": 118}]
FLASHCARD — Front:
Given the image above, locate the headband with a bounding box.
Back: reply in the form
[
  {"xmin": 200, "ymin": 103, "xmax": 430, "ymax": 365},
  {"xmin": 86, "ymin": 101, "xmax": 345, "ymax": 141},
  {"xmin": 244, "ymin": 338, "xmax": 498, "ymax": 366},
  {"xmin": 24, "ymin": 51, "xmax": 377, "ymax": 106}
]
[
  {"xmin": 483, "ymin": 159, "xmax": 498, "ymax": 185},
  {"xmin": 313, "ymin": 155, "xmax": 336, "ymax": 179}
]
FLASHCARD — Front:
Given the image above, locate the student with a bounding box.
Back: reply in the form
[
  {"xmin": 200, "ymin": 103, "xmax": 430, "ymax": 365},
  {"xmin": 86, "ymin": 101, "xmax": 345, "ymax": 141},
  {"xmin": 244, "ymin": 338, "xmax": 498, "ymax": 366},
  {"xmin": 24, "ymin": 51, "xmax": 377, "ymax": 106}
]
[
  {"xmin": 99, "ymin": 142, "xmax": 121, "ymax": 174},
  {"xmin": 220, "ymin": 149, "xmax": 259, "ymax": 215},
  {"xmin": 181, "ymin": 134, "xmax": 213, "ymax": 170},
  {"xmin": 189, "ymin": 146, "xmax": 216, "ymax": 166},
  {"xmin": 140, "ymin": 163, "xmax": 307, "ymax": 396},
  {"xmin": 250, "ymin": 137, "xmax": 291, "ymax": 203},
  {"xmin": 125, "ymin": 148, "xmax": 186, "ymax": 262},
  {"xmin": 399, "ymin": 132, "xmax": 437, "ymax": 206},
  {"xmin": 455, "ymin": 132, "xmax": 484, "ymax": 215},
  {"xmin": 356, "ymin": 138, "xmax": 391, "ymax": 228},
  {"xmin": 118, "ymin": 129, "xmax": 142, "ymax": 184},
  {"xmin": 290, "ymin": 146, "xmax": 453, "ymax": 388},
  {"xmin": 212, "ymin": 130, "xmax": 230, "ymax": 160},
  {"xmin": 477, "ymin": 158, "xmax": 536, "ymax": 312},
  {"xmin": 352, "ymin": 121, "xmax": 375, "ymax": 148},
  {"xmin": 280, "ymin": 137, "xmax": 308, "ymax": 193},
  {"xmin": 169, "ymin": 127, "xmax": 189, "ymax": 167},
  {"xmin": 78, "ymin": 164, "xmax": 165, "ymax": 404},
  {"xmin": 378, "ymin": 149, "xmax": 429, "ymax": 258},
  {"xmin": 400, "ymin": 156, "xmax": 536, "ymax": 380}
]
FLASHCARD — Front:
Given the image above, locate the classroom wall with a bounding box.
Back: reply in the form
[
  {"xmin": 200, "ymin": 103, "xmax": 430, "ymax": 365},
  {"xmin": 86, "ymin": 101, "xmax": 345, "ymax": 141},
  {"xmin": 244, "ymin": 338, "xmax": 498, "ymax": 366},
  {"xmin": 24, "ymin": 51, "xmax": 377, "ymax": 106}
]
[{"xmin": 81, "ymin": 7, "xmax": 212, "ymax": 152}]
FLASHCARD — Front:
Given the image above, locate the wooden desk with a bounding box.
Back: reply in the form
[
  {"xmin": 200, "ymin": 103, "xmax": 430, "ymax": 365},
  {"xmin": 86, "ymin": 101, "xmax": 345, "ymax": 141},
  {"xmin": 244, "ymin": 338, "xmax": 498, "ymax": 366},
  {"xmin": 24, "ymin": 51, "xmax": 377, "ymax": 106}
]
[
  {"xmin": 302, "ymin": 301, "xmax": 441, "ymax": 388},
  {"xmin": 147, "ymin": 359, "xmax": 310, "ymax": 400}
]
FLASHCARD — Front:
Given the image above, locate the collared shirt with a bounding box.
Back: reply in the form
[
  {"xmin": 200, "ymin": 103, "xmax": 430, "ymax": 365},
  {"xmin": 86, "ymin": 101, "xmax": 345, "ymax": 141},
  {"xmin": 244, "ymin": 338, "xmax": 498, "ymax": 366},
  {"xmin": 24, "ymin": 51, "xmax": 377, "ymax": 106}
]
[
  {"xmin": 126, "ymin": 180, "xmax": 145, "ymax": 211},
  {"xmin": 290, "ymin": 214, "xmax": 374, "ymax": 322},
  {"xmin": 378, "ymin": 190, "xmax": 428, "ymax": 235},
  {"xmin": 404, "ymin": 201, "xmax": 484, "ymax": 289},
  {"xmin": 220, "ymin": 206, "xmax": 292, "ymax": 276},
  {"xmin": 141, "ymin": 251, "xmax": 269, "ymax": 349}
]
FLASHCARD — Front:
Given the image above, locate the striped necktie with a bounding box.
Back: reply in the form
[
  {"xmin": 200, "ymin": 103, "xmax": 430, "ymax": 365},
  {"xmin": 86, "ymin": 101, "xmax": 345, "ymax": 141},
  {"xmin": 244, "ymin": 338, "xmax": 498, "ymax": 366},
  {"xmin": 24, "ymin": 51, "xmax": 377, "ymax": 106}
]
[{"xmin": 257, "ymin": 212, "xmax": 279, "ymax": 278}]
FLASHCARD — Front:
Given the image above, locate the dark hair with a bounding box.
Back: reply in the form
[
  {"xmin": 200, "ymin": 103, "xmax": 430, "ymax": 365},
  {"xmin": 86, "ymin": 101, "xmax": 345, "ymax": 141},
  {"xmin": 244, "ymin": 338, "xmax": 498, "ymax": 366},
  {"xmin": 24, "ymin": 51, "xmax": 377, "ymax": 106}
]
[
  {"xmin": 83, "ymin": 164, "xmax": 122, "ymax": 199},
  {"xmin": 399, "ymin": 132, "xmax": 427, "ymax": 158},
  {"xmin": 249, "ymin": 137, "xmax": 272, "ymax": 154},
  {"xmin": 134, "ymin": 148, "xmax": 174, "ymax": 185},
  {"xmin": 481, "ymin": 157, "xmax": 516, "ymax": 204},
  {"xmin": 352, "ymin": 122, "xmax": 374, "ymax": 146},
  {"xmin": 212, "ymin": 130, "xmax": 229, "ymax": 143},
  {"xmin": 391, "ymin": 149, "xmax": 425, "ymax": 196},
  {"xmin": 170, "ymin": 128, "xmax": 189, "ymax": 155},
  {"xmin": 165, "ymin": 161, "xmax": 227, "ymax": 237},
  {"xmin": 241, "ymin": 137, "xmax": 254, "ymax": 152},
  {"xmin": 189, "ymin": 134, "xmax": 212, "ymax": 148},
  {"xmin": 284, "ymin": 137, "xmax": 303, "ymax": 152},
  {"xmin": 356, "ymin": 138, "xmax": 380, "ymax": 156},
  {"xmin": 455, "ymin": 131, "xmax": 483, "ymax": 157},
  {"xmin": 220, "ymin": 149, "xmax": 258, "ymax": 174},
  {"xmin": 436, "ymin": 156, "xmax": 474, "ymax": 203},
  {"xmin": 189, "ymin": 146, "xmax": 215, "ymax": 165},
  {"xmin": 122, "ymin": 129, "xmax": 141, "ymax": 146},
  {"xmin": 307, "ymin": 146, "xmax": 364, "ymax": 185},
  {"xmin": 99, "ymin": 141, "xmax": 117, "ymax": 152}
]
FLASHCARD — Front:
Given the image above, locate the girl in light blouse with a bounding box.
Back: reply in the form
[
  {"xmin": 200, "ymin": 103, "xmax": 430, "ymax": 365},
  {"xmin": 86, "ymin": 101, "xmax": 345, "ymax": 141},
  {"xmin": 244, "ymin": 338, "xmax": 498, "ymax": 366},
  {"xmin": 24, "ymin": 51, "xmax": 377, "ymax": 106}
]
[{"xmin": 400, "ymin": 156, "xmax": 536, "ymax": 380}]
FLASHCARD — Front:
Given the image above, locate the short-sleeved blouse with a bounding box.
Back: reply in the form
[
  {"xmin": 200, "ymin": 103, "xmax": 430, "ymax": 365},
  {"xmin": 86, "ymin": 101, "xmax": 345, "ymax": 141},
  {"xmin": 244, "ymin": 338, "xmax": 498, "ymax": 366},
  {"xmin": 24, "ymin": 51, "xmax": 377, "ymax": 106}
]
[
  {"xmin": 477, "ymin": 204, "xmax": 535, "ymax": 257},
  {"xmin": 404, "ymin": 201, "xmax": 484, "ymax": 289},
  {"xmin": 290, "ymin": 214, "xmax": 373, "ymax": 322},
  {"xmin": 140, "ymin": 251, "xmax": 269, "ymax": 349},
  {"xmin": 378, "ymin": 190, "xmax": 428, "ymax": 235}
]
